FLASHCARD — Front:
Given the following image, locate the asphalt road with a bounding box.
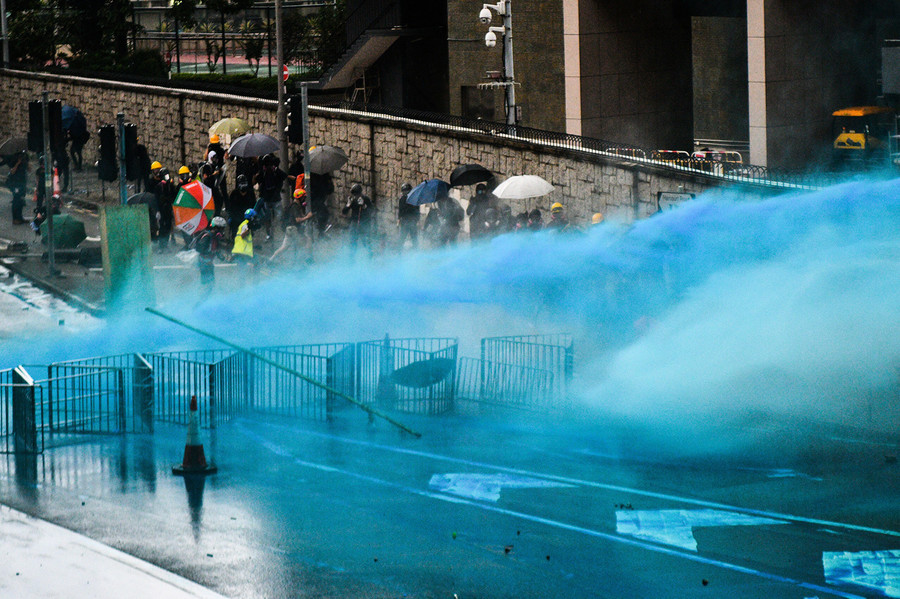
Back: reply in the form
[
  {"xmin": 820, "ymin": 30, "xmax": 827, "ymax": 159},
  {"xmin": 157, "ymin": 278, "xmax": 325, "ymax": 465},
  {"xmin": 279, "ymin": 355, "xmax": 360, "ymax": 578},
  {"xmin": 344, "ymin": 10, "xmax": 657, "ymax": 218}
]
[{"xmin": 0, "ymin": 407, "xmax": 897, "ymax": 599}]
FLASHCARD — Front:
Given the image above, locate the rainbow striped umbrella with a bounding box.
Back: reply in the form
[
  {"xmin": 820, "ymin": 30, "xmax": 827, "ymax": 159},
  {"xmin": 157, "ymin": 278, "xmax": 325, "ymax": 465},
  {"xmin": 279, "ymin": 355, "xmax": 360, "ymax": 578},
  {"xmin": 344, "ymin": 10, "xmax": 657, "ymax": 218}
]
[{"xmin": 173, "ymin": 180, "xmax": 215, "ymax": 235}]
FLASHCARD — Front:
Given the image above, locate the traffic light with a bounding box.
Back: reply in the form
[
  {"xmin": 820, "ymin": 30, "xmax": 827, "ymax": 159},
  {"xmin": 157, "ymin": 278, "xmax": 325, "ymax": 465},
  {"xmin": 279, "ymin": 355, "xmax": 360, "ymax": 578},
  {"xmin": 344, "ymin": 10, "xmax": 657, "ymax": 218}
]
[
  {"xmin": 97, "ymin": 124, "xmax": 117, "ymax": 182},
  {"xmin": 28, "ymin": 100, "xmax": 43, "ymax": 153},
  {"xmin": 27, "ymin": 99, "xmax": 64, "ymax": 153},
  {"xmin": 286, "ymin": 95, "xmax": 303, "ymax": 144},
  {"xmin": 123, "ymin": 123, "xmax": 138, "ymax": 181},
  {"xmin": 47, "ymin": 99, "xmax": 63, "ymax": 152}
]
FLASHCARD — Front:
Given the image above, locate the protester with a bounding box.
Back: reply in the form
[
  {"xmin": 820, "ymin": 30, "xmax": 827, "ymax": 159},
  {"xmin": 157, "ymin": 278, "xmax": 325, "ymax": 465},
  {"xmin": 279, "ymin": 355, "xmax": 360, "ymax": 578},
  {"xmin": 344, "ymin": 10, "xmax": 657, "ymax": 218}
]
[
  {"xmin": 253, "ymin": 153, "xmax": 290, "ymax": 241},
  {"xmin": 192, "ymin": 216, "xmax": 227, "ymax": 294},
  {"xmin": 231, "ymin": 208, "xmax": 256, "ymax": 268},
  {"xmin": 149, "ymin": 164, "xmax": 175, "ymax": 252},
  {"xmin": 466, "ymin": 183, "xmax": 491, "ymax": 239},
  {"xmin": 546, "ymin": 202, "xmax": 571, "ymax": 232},
  {"xmin": 527, "ymin": 208, "xmax": 543, "ymax": 231},
  {"xmin": 7, "ymin": 151, "xmax": 28, "ymax": 224},
  {"xmin": 225, "ymin": 174, "xmax": 256, "ymax": 239},
  {"xmin": 67, "ymin": 127, "xmax": 90, "ymax": 172},
  {"xmin": 341, "ymin": 182, "xmax": 374, "ymax": 251},
  {"xmin": 424, "ymin": 195, "xmax": 464, "ymax": 247},
  {"xmin": 269, "ymin": 225, "xmax": 304, "ymax": 268},
  {"xmin": 308, "ymin": 171, "xmax": 334, "ymax": 238},
  {"xmin": 397, "ymin": 182, "xmax": 419, "ymax": 250}
]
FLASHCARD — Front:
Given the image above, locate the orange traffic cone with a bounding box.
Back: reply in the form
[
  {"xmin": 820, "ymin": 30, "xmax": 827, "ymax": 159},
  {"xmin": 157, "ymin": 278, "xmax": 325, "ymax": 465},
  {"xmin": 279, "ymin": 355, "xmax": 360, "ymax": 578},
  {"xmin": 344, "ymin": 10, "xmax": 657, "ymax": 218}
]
[{"xmin": 173, "ymin": 395, "xmax": 217, "ymax": 475}]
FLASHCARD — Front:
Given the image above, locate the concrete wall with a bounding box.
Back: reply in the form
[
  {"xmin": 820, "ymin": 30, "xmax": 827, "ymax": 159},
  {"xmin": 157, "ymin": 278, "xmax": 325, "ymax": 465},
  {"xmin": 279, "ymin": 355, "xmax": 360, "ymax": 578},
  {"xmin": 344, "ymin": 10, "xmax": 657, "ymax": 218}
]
[
  {"xmin": 577, "ymin": 0, "xmax": 694, "ymax": 150},
  {"xmin": 747, "ymin": 0, "xmax": 888, "ymax": 168},
  {"xmin": 0, "ymin": 70, "xmax": 724, "ymax": 237},
  {"xmin": 447, "ymin": 0, "xmax": 566, "ymax": 132}
]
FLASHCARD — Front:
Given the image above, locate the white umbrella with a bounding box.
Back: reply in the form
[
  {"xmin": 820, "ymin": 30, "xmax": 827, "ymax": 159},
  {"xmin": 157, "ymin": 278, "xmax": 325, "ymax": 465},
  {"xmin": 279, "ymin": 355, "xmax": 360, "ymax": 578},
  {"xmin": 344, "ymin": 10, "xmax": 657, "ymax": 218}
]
[{"xmin": 491, "ymin": 175, "xmax": 554, "ymax": 199}]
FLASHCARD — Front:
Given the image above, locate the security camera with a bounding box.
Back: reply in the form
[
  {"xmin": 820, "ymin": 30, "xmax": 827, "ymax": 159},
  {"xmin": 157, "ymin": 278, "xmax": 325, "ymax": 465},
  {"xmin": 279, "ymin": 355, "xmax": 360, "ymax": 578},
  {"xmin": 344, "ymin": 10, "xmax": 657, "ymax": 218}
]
[
  {"xmin": 485, "ymin": 30, "xmax": 497, "ymax": 48},
  {"xmin": 479, "ymin": 7, "xmax": 492, "ymax": 24}
]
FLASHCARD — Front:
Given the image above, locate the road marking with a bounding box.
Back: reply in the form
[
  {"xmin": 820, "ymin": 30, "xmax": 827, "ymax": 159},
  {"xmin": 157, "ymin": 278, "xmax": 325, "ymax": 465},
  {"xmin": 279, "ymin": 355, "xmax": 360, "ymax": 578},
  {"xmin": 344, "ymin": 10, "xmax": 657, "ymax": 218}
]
[
  {"xmin": 616, "ymin": 509, "xmax": 786, "ymax": 551},
  {"xmin": 428, "ymin": 473, "xmax": 573, "ymax": 502},
  {"xmin": 236, "ymin": 425, "xmax": 865, "ymax": 599},
  {"xmin": 247, "ymin": 420, "xmax": 900, "ymax": 540},
  {"xmin": 823, "ymin": 550, "xmax": 900, "ymax": 598}
]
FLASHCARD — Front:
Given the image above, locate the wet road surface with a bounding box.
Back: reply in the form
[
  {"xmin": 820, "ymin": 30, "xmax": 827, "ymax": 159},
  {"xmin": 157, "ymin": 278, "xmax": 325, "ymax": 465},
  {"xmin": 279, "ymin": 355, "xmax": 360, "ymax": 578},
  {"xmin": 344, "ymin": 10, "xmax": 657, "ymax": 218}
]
[{"xmin": 1, "ymin": 408, "xmax": 898, "ymax": 598}]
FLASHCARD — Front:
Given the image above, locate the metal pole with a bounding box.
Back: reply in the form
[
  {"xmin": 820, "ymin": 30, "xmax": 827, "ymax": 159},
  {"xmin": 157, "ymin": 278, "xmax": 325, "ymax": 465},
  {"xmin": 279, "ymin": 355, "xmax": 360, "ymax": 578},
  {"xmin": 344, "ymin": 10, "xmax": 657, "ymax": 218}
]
[
  {"xmin": 1, "ymin": 0, "xmax": 10, "ymax": 69},
  {"xmin": 117, "ymin": 113, "xmax": 127, "ymax": 206},
  {"xmin": 301, "ymin": 82, "xmax": 311, "ymax": 188},
  {"xmin": 41, "ymin": 92, "xmax": 56, "ymax": 275},
  {"xmin": 175, "ymin": 16, "xmax": 181, "ymax": 74},
  {"xmin": 144, "ymin": 307, "xmax": 422, "ymax": 437},
  {"xmin": 275, "ymin": 0, "xmax": 288, "ymax": 204},
  {"xmin": 503, "ymin": 0, "xmax": 516, "ymax": 126}
]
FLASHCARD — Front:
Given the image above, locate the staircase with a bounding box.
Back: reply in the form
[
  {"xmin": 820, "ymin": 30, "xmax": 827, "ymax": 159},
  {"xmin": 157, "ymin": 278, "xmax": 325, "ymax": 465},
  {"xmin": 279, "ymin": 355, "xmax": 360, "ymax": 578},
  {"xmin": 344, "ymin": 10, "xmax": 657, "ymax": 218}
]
[{"xmin": 315, "ymin": 0, "xmax": 405, "ymax": 91}]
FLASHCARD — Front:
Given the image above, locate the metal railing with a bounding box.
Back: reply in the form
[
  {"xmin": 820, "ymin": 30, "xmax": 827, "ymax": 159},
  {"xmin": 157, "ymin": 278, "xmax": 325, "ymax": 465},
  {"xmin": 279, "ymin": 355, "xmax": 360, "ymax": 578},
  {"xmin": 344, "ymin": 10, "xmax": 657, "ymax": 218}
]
[
  {"xmin": 250, "ymin": 343, "xmax": 355, "ymax": 421},
  {"xmin": 480, "ymin": 334, "xmax": 573, "ymax": 407},
  {"xmin": 323, "ymin": 101, "xmax": 845, "ymax": 190},
  {"xmin": 456, "ymin": 356, "xmax": 556, "ymax": 412},
  {"xmin": 357, "ymin": 336, "xmax": 458, "ymax": 415},
  {"xmin": 1, "ymin": 333, "xmax": 573, "ymax": 453},
  {"xmin": 143, "ymin": 349, "xmax": 250, "ymax": 428}
]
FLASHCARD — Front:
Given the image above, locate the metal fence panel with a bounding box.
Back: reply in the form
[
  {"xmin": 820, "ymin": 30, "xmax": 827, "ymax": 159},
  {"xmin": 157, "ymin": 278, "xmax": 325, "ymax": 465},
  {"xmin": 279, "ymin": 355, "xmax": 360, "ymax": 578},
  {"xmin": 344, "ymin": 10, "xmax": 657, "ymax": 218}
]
[
  {"xmin": 251, "ymin": 343, "xmax": 355, "ymax": 421},
  {"xmin": 357, "ymin": 337, "xmax": 458, "ymax": 415},
  {"xmin": 480, "ymin": 334, "xmax": 573, "ymax": 407},
  {"xmin": 456, "ymin": 356, "xmax": 556, "ymax": 412},
  {"xmin": 144, "ymin": 350, "xmax": 238, "ymax": 428}
]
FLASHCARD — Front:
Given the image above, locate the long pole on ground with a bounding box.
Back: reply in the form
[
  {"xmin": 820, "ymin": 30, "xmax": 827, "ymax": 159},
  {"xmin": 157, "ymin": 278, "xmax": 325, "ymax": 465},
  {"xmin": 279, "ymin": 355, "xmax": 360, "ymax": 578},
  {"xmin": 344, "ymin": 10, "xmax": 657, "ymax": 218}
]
[
  {"xmin": 144, "ymin": 307, "xmax": 423, "ymax": 438},
  {"xmin": 41, "ymin": 92, "xmax": 56, "ymax": 276}
]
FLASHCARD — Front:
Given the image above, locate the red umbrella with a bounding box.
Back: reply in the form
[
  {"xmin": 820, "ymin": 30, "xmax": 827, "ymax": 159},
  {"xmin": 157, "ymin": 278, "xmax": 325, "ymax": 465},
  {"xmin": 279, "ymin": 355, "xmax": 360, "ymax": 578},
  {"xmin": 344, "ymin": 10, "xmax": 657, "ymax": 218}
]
[{"xmin": 173, "ymin": 181, "xmax": 215, "ymax": 235}]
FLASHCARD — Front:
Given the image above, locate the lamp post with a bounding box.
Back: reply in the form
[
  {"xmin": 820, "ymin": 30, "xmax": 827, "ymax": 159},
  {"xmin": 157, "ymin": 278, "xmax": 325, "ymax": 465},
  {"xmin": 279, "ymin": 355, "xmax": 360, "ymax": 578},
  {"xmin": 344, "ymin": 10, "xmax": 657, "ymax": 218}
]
[{"xmin": 478, "ymin": 1, "xmax": 516, "ymax": 126}]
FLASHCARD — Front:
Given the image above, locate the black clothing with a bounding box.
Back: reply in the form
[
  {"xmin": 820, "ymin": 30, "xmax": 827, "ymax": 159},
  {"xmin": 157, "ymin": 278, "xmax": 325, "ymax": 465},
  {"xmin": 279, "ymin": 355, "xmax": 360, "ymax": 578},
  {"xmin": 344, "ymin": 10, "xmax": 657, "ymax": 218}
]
[{"xmin": 226, "ymin": 188, "xmax": 256, "ymax": 238}]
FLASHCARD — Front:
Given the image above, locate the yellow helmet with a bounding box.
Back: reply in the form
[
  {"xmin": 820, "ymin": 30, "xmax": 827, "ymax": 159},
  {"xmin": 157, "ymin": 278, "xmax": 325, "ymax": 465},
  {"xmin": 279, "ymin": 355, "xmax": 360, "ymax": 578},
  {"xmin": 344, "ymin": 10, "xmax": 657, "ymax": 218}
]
[
  {"xmin": 551, "ymin": 202, "xmax": 564, "ymax": 213},
  {"xmin": 178, "ymin": 165, "xmax": 190, "ymax": 175},
  {"xmin": 209, "ymin": 134, "xmax": 220, "ymax": 144},
  {"xmin": 591, "ymin": 212, "xmax": 604, "ymax": 224},
  {"xmin": 150, "ymin": 161, "xmax": 163, "ymax": 170}
]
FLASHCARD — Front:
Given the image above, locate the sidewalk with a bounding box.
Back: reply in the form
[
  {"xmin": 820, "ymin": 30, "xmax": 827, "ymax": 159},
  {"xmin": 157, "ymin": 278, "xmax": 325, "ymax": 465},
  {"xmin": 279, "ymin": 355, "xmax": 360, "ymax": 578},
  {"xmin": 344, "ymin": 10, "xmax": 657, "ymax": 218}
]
[{"xmin": 0, "ymin": 505, "xmax": 228, "ymax": 599}]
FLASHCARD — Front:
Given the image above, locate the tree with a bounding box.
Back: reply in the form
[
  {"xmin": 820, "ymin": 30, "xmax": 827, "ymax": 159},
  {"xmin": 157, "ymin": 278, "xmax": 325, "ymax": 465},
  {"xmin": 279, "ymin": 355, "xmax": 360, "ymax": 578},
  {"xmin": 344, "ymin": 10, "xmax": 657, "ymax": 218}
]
[
  {"xmin": 204, "ymin": 0, "xmax": 254, "ymax": 75},
  {"xmin": 6, "ymin": 0, "xmax": 58, "ymax": 69},
  {"xmin": 237, "ymin": 20, "xmax": 264, "ymax": 76},
  {"xmin": 57, "ymin": 0, "xmax": 135, "ymax": 67}
]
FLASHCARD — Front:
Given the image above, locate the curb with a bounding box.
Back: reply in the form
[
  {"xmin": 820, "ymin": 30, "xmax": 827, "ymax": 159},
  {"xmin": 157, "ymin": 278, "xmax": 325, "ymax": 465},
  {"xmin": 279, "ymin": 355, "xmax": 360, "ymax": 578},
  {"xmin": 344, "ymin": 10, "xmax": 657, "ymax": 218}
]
[{"xmin": 1, "ymin": 259, "xmax": 106, "ymax": 317}]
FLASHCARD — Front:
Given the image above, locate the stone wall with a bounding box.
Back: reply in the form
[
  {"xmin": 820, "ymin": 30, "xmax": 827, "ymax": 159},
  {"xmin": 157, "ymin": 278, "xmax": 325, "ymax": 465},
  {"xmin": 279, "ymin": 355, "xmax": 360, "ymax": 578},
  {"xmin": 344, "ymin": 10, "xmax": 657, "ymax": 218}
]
[{"xmin": 0, "ymin": 70, "xmax": 725, "ymax": 238}]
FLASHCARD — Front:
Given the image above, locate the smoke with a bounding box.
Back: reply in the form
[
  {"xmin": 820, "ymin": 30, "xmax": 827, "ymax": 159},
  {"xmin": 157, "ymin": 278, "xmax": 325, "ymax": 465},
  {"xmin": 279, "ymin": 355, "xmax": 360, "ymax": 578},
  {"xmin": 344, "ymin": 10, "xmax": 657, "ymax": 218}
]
[{"xmin": 3, "ymin": 178, "xmax": 899, "ymax": 444}]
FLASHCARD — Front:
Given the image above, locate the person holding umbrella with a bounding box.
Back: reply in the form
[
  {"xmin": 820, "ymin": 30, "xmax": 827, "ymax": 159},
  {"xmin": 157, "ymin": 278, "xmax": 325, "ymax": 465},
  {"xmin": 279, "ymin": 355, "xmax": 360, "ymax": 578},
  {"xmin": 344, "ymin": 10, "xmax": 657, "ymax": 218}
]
[{"xmin": 466, "ymin": 183, "xmax": 492, "ymax": 240}]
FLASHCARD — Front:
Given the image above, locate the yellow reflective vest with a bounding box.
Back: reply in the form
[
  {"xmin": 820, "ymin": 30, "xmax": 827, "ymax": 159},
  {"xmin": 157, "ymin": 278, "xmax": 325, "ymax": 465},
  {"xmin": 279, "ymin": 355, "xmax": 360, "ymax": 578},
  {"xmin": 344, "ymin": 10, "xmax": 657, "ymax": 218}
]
[{"xmin": 232, "ymin": 219, "xmax": 253, "ymax": 258}]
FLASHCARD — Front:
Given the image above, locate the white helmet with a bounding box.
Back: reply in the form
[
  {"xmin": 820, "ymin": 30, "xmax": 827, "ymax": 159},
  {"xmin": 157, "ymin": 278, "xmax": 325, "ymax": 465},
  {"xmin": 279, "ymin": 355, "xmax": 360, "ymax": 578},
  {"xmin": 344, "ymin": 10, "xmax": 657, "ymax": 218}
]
[{"xmin": 211, "ymin": 216, "xmax": 227, "ymax": 228}]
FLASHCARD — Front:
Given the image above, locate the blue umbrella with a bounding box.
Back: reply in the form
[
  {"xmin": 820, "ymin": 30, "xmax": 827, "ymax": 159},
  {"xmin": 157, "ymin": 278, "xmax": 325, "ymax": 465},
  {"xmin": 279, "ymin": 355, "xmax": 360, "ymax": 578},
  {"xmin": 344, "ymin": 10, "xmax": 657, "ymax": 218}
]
[
  {"xmin": 61, "ymin": 105, "xmax": 87, "ymax": 136},
  {"xmin": 406, "ymin": 179, "xmax": 450, "ymax": 206}
]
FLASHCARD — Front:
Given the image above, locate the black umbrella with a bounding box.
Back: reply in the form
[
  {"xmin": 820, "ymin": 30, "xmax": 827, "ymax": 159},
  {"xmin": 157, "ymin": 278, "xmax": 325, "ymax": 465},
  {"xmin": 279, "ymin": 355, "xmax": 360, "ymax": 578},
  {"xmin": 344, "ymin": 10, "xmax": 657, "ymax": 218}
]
[
  {"xmin": 61, "ymin": 105, "xmax": 87, "ymax": 136},
  {"xmin": 228, "ymin": 133, "xmax": 280, "ymax": 158},
  {"xmin": 0, "ymin": 137, "xmax": 27, "ymax": 155},
  {"xmin": 449, "ymin": 163, "xmax": 493, "ymax": 187}
]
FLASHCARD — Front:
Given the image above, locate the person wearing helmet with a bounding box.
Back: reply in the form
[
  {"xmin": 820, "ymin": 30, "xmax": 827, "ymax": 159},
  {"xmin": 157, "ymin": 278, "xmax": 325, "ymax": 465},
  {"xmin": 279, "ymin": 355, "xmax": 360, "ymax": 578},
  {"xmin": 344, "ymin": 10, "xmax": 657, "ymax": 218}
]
[
  {"xmin": 397, "ymin": 182, "xmax": 419, "ymax": 250},
  {"xmin": 192, "ymin": 216, "xmax": 228, "ymax": 295},
  {"xmin": 287, "ymin": 186, "xmax": 313, "ymax": 229},
  {"xmin": 226, "ymin": 173, "xmax": 256, "ymax": 238},
  {"xmin": 147, "ymin": 162, "xmax": 175, "ymax": 251},
  {"xmin": 231, "ymin": 208, "xmax": 256, "ymax": 268},
  {"xmin": 341, "ymin": 182, "xmax": 374, "ymax": 251},
  {"xmin": 177, "ymin": 165, "xmax": 192, "ymax": 185},
  {"xmin": 546, "ymin": 202, "xmax": 570, "ymax": 232},
  {"xmin": 204, "ymin": 135, "xmax": 226, "ymax": 169}
]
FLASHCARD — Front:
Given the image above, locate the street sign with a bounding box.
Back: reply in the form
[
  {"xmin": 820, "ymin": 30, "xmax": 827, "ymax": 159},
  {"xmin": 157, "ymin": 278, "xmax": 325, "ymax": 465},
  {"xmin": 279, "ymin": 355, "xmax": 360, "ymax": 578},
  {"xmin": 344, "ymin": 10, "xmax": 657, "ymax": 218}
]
[{"xmin": 282, "ymin": 65, "xmax": 289, "ymax": 82}]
